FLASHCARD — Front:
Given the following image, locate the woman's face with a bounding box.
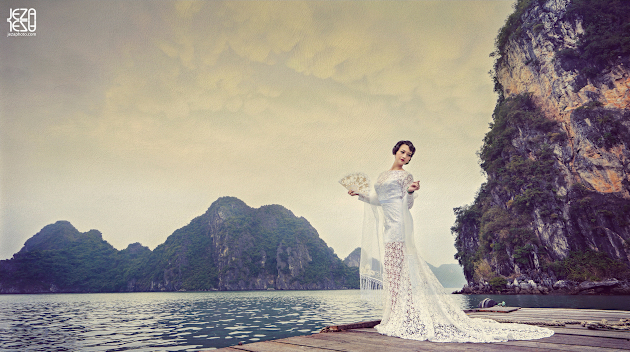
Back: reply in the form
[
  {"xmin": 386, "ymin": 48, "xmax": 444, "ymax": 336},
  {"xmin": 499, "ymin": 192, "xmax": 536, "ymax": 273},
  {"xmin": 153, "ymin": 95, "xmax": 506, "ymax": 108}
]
[{"xmin": 395, "ymin": 144, "xmax": 413, "ymax": 166}]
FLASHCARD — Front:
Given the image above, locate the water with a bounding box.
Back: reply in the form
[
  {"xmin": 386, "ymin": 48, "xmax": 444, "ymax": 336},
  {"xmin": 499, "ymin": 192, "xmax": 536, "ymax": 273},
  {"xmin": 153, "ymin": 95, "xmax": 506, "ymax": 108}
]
[
  {"xmin": 0, "ymin": 290, "xmax": 380, "ymax": 351},
  {"xmin": 0, "ymin": 289, "xmax": 628, "ymax": 351},
  {"xmin": 457, "ymin": 292, "xmax": 630, "ymax": 311}
]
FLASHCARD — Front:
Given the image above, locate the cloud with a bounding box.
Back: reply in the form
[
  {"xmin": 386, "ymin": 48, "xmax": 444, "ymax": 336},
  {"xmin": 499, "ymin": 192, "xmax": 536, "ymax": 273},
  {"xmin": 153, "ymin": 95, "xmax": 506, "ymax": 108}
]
[
  {"xmin": 48, "ymin": 0, "xmax": 505, "ymax": 146},
  {"xmin": 1, "ymin": 0, "xmax": 515, "ymax": 264}
]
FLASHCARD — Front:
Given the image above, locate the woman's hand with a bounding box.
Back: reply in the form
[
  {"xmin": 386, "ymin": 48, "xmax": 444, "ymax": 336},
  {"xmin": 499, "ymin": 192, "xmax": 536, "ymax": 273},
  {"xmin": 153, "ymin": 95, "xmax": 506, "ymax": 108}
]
[
  {"xmin": 407, "ymin": 181, "xmax": 420, "ymax": 193},
  {"xmin": 348, "ymin": 190, "xmax": 359, "ymax": 196}
]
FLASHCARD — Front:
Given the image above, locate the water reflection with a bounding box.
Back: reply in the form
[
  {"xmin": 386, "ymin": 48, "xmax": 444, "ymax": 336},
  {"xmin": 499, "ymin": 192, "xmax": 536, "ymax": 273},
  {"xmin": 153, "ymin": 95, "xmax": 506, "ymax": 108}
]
[{"xmin": 0, "ymin": 290, "xmax": 381, "ymax": 351}]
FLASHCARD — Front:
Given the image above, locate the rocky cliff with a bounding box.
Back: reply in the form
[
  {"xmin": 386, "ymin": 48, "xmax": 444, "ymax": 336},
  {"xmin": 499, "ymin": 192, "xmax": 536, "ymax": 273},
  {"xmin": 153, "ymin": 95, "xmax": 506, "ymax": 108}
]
[
  {"xmin": 0, "ymin": 221, "xmax": 124, "ymax": 293},
  {"xmin": 140, "ymin": 197, "xmax": 357, "ymax": 291},
  {"xmin": 343, "ymin": 247, "xmax": 361, "ymax": 268},
  {"xmin": 0, "ymin": 197, "xmax": 358, "ymax": 293},
  {"xmin": 453, "ymin": 0, "xmax": 630, "ymax": 295}
]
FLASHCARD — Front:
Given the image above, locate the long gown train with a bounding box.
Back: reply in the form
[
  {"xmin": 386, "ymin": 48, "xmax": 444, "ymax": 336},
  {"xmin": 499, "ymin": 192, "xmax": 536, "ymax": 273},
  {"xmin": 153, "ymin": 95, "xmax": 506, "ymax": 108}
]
[{"xmin": 356, "ymin": 169, "xmax": 553, "ymax": 343}]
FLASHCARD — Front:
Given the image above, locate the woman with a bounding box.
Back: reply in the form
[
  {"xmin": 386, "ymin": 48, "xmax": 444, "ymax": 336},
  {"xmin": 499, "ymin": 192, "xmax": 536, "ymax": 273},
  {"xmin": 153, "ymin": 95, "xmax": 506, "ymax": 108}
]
[{"xmin": 347, "ymin": 140, "xmax": 553, "ymax": 342}]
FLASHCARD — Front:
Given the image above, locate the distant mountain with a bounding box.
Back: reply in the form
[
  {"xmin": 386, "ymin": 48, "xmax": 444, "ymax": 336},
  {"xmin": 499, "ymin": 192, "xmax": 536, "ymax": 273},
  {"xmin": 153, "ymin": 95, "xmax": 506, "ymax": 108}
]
[
  {"xmin": 343, "ymin": 247, "xmax": 466, "ymax": 289},
  {"xmin": 425, "ymin": 263, "xmax": 468, "ymax": 289},
  {"xmin": 343, "ymin": 247, "xmax": 361, "ymax": 267},
  {"xmin": 0, "ymin": 221, "xmax": 147, "ymax": 293},
  {"xmin": 0, "ymin": 197, "xmax": 358, "ymax": 293}
]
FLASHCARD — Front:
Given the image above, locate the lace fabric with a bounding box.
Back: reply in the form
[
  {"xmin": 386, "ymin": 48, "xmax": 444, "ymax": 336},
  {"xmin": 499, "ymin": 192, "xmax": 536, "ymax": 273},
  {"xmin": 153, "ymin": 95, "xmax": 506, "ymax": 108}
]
[{"xmin": 356, "ymin": 170, "xmax": 554, "ymax": 343}]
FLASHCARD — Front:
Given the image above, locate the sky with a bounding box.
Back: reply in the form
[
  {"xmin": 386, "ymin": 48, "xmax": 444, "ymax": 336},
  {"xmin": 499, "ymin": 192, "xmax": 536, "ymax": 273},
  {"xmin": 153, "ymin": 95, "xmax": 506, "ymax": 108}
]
[{"xmin": 1, "ymin": 0, "xmax": 515, "ymax": 266}]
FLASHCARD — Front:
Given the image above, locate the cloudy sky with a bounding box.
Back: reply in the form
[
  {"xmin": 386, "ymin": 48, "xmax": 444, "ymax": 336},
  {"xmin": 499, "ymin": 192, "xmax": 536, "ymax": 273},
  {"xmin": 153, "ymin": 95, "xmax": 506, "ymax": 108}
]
[{"xmin": 1, "ymin": 0, "xmax": 514, "ymax": 266}]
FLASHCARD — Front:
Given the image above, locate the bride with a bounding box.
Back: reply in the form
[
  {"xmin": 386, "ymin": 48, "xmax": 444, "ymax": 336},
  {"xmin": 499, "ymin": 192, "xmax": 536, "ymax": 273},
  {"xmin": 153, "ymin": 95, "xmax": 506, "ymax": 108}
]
[{"xmin": 345, "ymin": 140, "xmax": 553, "ymax": 342}]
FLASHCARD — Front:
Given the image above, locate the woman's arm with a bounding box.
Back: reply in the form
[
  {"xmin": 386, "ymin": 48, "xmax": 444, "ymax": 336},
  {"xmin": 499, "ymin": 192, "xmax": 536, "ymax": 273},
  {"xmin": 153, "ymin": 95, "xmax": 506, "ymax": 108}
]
[
  {"xmin": 349, "ymin": 190, "xmax": 380, "ymax": 206},
  {"xmin": 403, "ymin": 173, "xmax": 419, "ymax": 209}
]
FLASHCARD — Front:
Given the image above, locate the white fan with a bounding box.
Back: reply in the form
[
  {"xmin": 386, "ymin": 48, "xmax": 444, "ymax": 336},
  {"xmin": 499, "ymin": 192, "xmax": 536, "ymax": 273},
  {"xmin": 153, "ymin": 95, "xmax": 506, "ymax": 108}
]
[{"xmin": 339, "ymin": 172, "xmax": 371, "ymax": 196}]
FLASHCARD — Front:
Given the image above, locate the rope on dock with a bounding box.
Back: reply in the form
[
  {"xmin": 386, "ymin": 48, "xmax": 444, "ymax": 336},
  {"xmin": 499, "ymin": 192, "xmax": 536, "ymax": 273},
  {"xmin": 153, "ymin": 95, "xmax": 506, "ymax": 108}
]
[
  {"xmin": 581, "ymin": 319, "xmax": 630, "ymax": 331},
  {"xmin": 320, "ymin": 320, "xmax": 381, "ymax": 333},
  {"xmin": 489, "ymin": 318, "xmax": 570, "ymax": 326},
  {"xmin": 488, "ymin": 318, "xmax": 630, "ymax": 330}
]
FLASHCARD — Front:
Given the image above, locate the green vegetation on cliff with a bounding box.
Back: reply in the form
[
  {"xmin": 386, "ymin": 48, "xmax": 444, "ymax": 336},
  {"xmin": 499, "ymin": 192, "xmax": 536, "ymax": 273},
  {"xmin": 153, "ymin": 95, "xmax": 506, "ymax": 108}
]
[
  {"xmin": 494, "ymin": 0, "xmax": 545, "ymax": 58},
  {"xmin": 572, "ymin": 103, "xmax": 630, "ymax": 150},
  {"xmin": 546, "ymin": 249, "xmax": 629, "ymax": 282},
  {"xmin": 496, "ymin": 0, "xmax": 630, "ymax": 71},
  {"xmin": 557, "ymin": 0, "xmax": 630, "ymax": 83},
  {"xmin": 494, "ymin": 0, "xmax": 630, "ymax": 93},
  {"xmin": 0, "ymin": 221, "xmax": 132, "ymax": 292},
  {"xmin": 0, "ymin": 198, "xmax": 359, "ymax": 293},
  {"xmin": 452, "ymin": 94, "xmax": 566, "ymax": 282},
  {"xmin": 454, "ymin": 0, "xmax": 630, "ymax": 286},
  {"xmin": 492, "ymin": 0, "xmax": 546, "ymax": 97},
  {"xmin": 452, "ymin": 94, "xmax": 630, "ymax": 284}
]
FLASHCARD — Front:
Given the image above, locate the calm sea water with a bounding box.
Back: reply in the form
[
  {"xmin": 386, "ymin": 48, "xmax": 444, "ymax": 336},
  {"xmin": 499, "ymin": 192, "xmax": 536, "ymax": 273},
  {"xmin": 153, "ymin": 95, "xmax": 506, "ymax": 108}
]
[
  {"xmin": 459, "ymin": 292, "xmax": 630, "ymax": 311},
  {"xmin": 0, "ymin": 289, "xmax": 628, "ymax": 351}
]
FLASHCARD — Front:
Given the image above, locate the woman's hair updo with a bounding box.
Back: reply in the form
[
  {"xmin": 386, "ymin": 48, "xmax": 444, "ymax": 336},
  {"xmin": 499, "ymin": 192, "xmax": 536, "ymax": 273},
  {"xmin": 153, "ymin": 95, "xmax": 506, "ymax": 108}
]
[{"xmin": 392, "ymin": 140, "xmax": 415, "ymax": 164}]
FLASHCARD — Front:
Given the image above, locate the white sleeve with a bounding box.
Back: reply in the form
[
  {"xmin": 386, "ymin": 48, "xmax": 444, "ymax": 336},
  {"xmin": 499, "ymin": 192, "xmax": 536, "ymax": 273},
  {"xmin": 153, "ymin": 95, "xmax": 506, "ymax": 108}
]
[
  {"xmin": 402, "ymin": 173, "xmax": 418, "ymax": 209},
  {"xmin": 358, "ymin": 192, "xmax": 381, "ymax": 206}
]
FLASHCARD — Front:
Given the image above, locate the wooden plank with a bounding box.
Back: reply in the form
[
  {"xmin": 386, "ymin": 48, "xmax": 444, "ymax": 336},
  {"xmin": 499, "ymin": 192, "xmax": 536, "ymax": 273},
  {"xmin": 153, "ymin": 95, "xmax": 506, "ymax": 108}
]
[
  {"xmin": 350, "ymin": 328, "xmax": 380, "ymax": 333},
  {"xmin": 312, "ymin": 329, "xmax": 552, "ymax": 352},
  {"xmin": 525, "ymin": 309, "xmax": 628, "ymax": 318},
  {"xmin": 272, "ymin": 335, "xmax": 348, "ymax": 350},
  {"xmin": 225, "ymin": 340, "xmax": 332, "ymax": 352},
  {"xmin": 312, "ymin": 337, "xmax": 482, "ymax": 351},
  {"xmin": 540, "ymin": 334, "xmax": 630, "ymax": 349},
  {"xmin": 550, "ymin": 326, "xmax": 630, "ymax": 339},
  {"xmin": 492, "ymin": 340, "xmax": 625, "ymax": 352},
  {"xmin": 287, "ymin": 333, "xmax": 420, "ymax": 352}
]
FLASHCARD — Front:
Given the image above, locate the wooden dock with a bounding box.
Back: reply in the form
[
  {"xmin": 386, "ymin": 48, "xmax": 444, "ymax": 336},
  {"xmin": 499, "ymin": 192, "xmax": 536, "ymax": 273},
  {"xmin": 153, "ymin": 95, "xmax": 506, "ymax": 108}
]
[{"xmin": 214, "ymin": 308, "xmax": 629, "ymax": 351}]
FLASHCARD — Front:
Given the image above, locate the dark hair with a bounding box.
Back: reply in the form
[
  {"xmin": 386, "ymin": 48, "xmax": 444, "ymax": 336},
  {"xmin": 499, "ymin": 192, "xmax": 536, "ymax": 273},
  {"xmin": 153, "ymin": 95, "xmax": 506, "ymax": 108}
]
[{"xmin": 392, "ymin": 140, "xmax": 415, "ymax": 164}]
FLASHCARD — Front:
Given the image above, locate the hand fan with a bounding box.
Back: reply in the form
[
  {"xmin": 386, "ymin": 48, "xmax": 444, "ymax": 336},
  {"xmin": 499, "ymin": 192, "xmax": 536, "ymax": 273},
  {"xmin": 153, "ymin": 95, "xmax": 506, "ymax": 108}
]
[{"xmin": 339, "ymin": 172, "xmax": 371, "ymax": 196}]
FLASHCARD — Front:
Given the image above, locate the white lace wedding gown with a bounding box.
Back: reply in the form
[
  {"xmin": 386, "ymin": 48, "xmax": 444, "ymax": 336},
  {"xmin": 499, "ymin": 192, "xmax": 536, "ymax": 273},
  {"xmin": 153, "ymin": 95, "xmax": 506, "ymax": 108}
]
[{"xmin": 357, "ymin": 169, "xmax": 554, "ymax": 343}]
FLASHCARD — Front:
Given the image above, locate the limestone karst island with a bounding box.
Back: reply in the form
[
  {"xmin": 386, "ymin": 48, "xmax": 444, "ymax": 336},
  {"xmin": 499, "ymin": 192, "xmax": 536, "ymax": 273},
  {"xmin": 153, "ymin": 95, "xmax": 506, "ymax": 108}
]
[
  {"xmin": 0, "ymin": 196, "xmax": 466, "ymax": 294},
  {"xmin": 451, "ymin": 0, "xmax": 630, "ymax": 295}
]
